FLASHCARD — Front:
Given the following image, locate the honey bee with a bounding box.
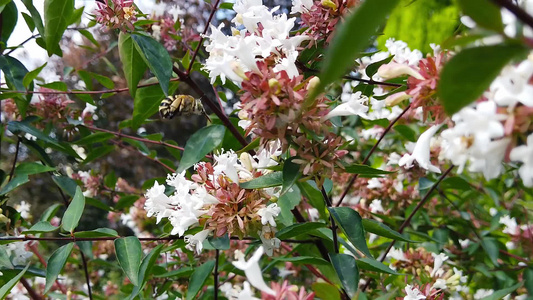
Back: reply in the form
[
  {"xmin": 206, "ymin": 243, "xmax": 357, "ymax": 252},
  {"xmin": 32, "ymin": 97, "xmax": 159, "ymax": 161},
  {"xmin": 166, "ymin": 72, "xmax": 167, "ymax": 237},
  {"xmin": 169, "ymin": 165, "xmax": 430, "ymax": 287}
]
[{"xmin": 159, "ymin": 95, "xmax": 207, "ymax": 119}]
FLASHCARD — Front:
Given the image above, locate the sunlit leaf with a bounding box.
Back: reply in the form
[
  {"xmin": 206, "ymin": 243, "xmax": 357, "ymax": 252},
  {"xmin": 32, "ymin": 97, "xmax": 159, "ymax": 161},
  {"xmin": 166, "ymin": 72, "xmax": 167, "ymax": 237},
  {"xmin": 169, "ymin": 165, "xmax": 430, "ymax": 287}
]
[
  {"xmin": 186, "ymin": 260, "xmax": 215, "ymax": 300},
  {"xmin": 177, "ymin": 125, "xmax": 226, "ymax": 173},
  {"xmin": 44, "ymin": 0, "xmax": 74, "ymax": 56},
  {"xmin": 61, "ymin": 186, "xmax": 85, "ymax": 233},
  {"xmin": 115, "ymin": 236, "xmax": 142, "ymax": 286},
  {"xmin": 131, "ymin": 34, "xmax": 172, "ymax": 96},
  {"xmin": 329, "ymin": 253, "xmax": 359, "ymax": 298}
]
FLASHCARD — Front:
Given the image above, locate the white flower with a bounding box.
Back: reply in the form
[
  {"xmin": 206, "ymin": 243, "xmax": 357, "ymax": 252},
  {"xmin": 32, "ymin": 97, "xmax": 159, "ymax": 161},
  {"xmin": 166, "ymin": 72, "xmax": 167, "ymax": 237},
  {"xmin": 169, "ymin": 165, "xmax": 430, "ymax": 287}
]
[
  {"xmin": 431, "ymin": 252, "xmax": 449, "ymax": 277},
  {"xmin": 15, "ymin": 201, "xmax": 31, "ymax": 219},
  {"xmin": 214, "ymin": 150, "xmax": 240, "ymax": 183},
  {"xmin": 82, "ymin": 103, "xmax": 97, "ymax": 115},
  {"xmin": 166, "ymin": 171, "xmax": 194, "ymax": 196},
  {"xmin": 378, "ymin": 62, "xmax": 424, "ymax": 80},
  {"xmin": 399, "ymin": 125, "xmax": 442, "ymax": 173},
  {"xmin": 432, "ymin": 278, "xmax": 447, "ymax": 290},
  {"xmin": 258, "ymin": 226, "xmax": 281, "ymax": 256},
  {"xmin": 185, "ymin": 229, "xmax": 211, "ymax": 255},
  {"xmin": 257, "ymin": 204, "xmax": 281, "ymax": 226},
  {"xmin": 168, "ymin": 194, "xmax": 206, "ymax": 237},
  {"xmin": 325, "ymin": 92, "xmax": 369, "ymax": 120},
  {"xmin": 232, "ymin": 246, "xmax": 276, "ymax": 296},
  {"xmin": 510, "ymin": 133, "xmax": 533, "ymax": 187},
  {"xmin": 144, "ymin": 181, "xmax": 173, "ymax": 223},
  {"xmin": 474, "ymin": 289, "xmax": 494, "ymax": 299},
  {"xmin": 404, "ymin": 285, "xmax": 426, "ymax": 300},
  {"xmin": 369, "ymin": 199, "xmax": 384, "ymax": 213},
  {"xmin": 499, "ymin": 215, "xmax": 519, "ymax": 235},
  {"xmin": 291, "ymin": 0, "xmax": 314, "ymax": 13},
  {"xmin": 387, "ymin": 152, "xmax": 402, "ymax": 165},
  {"xmin": 7, "ymin": 242, "xmax": 33, "ymax": 265},
  {"xmin": 367, "ymin": 178, "xmax": 383, "ymax": 189},
  {"xmin": 388, "ymin": 247, "xmax": 408, "ymax": 262},
  {"xmin": 459, "ymin": 239, "xmax": 470, "ymax": 249}
]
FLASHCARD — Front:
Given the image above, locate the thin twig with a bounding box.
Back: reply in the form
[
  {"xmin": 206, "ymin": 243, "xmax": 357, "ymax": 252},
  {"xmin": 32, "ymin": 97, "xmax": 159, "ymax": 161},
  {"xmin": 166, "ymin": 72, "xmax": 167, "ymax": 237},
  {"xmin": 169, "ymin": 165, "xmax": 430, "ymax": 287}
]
[
  {"xmin": 214, "ymin": 249, "xmax": 220, "ymax": 300},
  {"xmin": 0, "ymin": 235, "xmax": 318, "ymax": 243},
  {"xmin": 321, "ymin": 187, "xmax": 339, "ymax": 254},
  {"xmin": 5, "ymin": 34, "xmax": 41, "ymax": 55},
  {"xmin": 20, "ymin": 278, "xmax": 43, "ymax": 300},
  {"xmin": 491, "ymin": 0, "xmax": 533, "ymax": 29},
  {"xmin": 187, "ymin": 0, "xmax": 222, "ymax": 74},
  {"xmin": 335, "ymin": 104, "xmax": 411, "ymax": 206},
  {"xmin": 80, "ymin": 251, "xmax": 93, "ymax": 300},
  {"xmin": 110, "ymin": 140, "xmax": 176, "ymax": 173},
  {"xmin": 361, "ymin": 165, "xmax": 454, "ymax": 292}
]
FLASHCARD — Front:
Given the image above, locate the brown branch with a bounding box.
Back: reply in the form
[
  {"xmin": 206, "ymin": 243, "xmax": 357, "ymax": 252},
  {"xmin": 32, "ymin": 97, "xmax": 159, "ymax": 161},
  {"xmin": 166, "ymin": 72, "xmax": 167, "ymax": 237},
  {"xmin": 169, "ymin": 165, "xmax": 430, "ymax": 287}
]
[
  {"xmin": 187, "ymin": 0, "xmax": 222, "ymax": 74},
  {"xmin": 79, "ymin": 251, "xmax": 93, "ymax": 299},
  {"xmin": 335, "ymin": 104, "xmax": 411, "ymax": 206},
  {"xmin": 20, "ymin": 278, "xmax": 43, "ymax": 300},
  {"xmin": 491, "ymin": 0, "xmax": 533, "ymax": 30}
]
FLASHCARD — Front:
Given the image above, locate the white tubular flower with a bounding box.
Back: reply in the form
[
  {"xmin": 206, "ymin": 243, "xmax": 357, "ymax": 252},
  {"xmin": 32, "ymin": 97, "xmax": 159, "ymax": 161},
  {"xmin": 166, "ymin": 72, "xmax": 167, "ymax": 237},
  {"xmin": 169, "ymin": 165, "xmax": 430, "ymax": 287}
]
[
  {"xmin": 399, "ymin": 124, "xmax": 442, "ymax": 173},
  {"xmin": 166, "ymin": 171, "xmax": 194, "ymax": 196},
  {"xmin": 325, "ymin": 92, "xmax": 369, "ymax": 120},
  {"xmin": 367, "ymin": 178, "xmax": 383, "ymax": 189},
  {"xmin": 431, "ymin": 252, "xmax": 449, "ymax": 277},
  {"xmin": 388, "ymin": 247, "xmax": 409, "ymax": 262},
  {"xmin": 82, "ymin": 103, "xmax": 97, "ymax": 115},
  {"xmin": 499, "ymin": 215, "xmax": 519, "ymax": 235},
  {"xmin": 214, "ymin": 150, "xmax": 240, "ymax": 183},
  {"xmin": 291, "ymin": 0, "xmax": 314, "ymax": 13},
  {"xmin": 404, "ymin": 285, "xmax": 426, "ymax": 300},
  {"xmin": 369, "ymin": 199, "xmax": 384, "ymax": 213},
  {"xmin": 144, "ymin": 181, "xmax": 173, "ymax": 223},
  {"xmin": 432, "ymin": 278, "xmax": 447, "ymax": 291},
  {"xmin": 257, "ymin": 203, "xmax": 281, "ymax": 226},
  {"xmin": 378, "ymin": 62, "xmax": 424, "ymax": 80},
  {"xmin": 232, "ymin": 246, "xmax": 276, "ymax": 296},
  {"xmin": 510, "ymin": 133, "xmax": 533, "ymax": 187},
  {"xmin": 385, "ymin": 91, "xmax": 411, "ymax": 107},
  {"xmin": 185, "ymin": 229, "xmax": 211, "ymax": 255}
]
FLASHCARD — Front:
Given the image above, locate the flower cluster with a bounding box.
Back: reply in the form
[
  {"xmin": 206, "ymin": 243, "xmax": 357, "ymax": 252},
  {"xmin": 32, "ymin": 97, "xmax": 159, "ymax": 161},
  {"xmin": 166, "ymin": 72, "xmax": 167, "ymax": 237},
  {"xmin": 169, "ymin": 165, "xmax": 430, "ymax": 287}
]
[
  {"xmin": 94, "ymin": 0, "xmax": 138, "ymax": 31},
  {"xmin": 144, "ymin": 145, "xmax": 283, "ymax": 254}
]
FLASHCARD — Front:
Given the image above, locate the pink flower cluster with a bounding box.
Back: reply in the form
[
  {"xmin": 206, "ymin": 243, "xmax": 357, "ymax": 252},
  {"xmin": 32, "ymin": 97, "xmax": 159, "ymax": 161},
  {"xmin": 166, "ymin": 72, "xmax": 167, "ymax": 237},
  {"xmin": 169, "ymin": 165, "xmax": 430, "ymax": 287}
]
[{"xmin": 94, "ymin": 0, "xmax": 137, "ymax": 31}]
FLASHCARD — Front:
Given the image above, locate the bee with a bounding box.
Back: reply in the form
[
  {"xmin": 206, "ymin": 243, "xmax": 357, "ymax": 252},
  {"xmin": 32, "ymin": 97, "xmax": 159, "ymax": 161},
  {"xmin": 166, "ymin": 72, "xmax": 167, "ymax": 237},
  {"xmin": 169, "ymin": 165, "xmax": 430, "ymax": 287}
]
[{"xmin": 159, "ymin": 95, "xmax": 207, "ymax": 119}]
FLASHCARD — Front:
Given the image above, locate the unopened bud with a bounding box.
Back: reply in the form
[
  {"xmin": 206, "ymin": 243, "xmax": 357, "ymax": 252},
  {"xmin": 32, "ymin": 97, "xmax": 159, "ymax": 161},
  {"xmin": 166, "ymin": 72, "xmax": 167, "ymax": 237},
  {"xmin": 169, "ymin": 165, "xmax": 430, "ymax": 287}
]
[
  {"xmin": 239, "ymin": 152, "xmax": 254, "ymax": 172},
  {"xmin": 321, "ymin": 0, "xmax": 337, "ymax": 10},
  {"xmin": 307, "ymin": 76, "xmax": 320, "ymax": 93},
  {"xmin": 269, "ymin": 78, "xmax": 281, "ymax": 94},
  {"xmin": 378, "ymin": 62, "xmax": 424, "ymax": 80},
  {"xmin": 385, "ymin": 91, "xmax": 411, "ymax": 106}
]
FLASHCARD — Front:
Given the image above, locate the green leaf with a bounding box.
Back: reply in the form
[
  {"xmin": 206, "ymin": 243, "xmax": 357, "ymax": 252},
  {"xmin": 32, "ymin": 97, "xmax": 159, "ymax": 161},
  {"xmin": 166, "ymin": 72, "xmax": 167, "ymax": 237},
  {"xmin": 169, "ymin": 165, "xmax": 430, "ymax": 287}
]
[
  {"xmin": 39, "ymin": 81, "xmax": 68, "ymax": 91},
  {"xmin": 128, "ymin": 244, "xmax": 164, "ymax": 300},
  {"xmin": 276, "ymin": 256, "xmax": 329, "ymax": 265},
  {"xmin": 366, "ymin": 55, "xmax": 394, "ymax": 78},
  {"xmin": 45, "ymin": 243, "xmax": 74, "ymax": 293},
  {"xmin": 297, "ymin": 181, "xmax": 326, "ymax": 220},
  {"xmin": 0, "ymin": 1, "xmax": 17, "ymax": 43},
  {"xmin": 22, "ymin": 11, "xmax": 35, "ymax": 32},
  {"xmin": 78, "ymin": 70, "xmax": 115, "ymax": 89},
  {"xmin": 278, "ymin": 185, "xmax": 301, "ymax": 226},
  {"xmin": 119, "ymin": 32, "xmax": 147, "ymax": 97},
  {"xmin": 8, "ymin": 119, "xmax": 61, "ymax": 147},
  {"xmin": 362, "ymin": 219, "xmax": 415, "ymax": 242},
  {"xmin": 0, "ymin": 245, "xmax": 14, "ymax": 269},
  {"xmin": 484, "ymin": 282, "xmax": 523, "ymax": 300},
  {"xmin": 0, "ymin": 56, "xmax": 29, "ymax": 94},
  {"xmin": 15, "ymin": 162, "xmax": 55, "ymax": 175},
  {"xmin": 115, "ymin": 195, "xmax": 139, "ymax": 210},
  {"xmin": 281, "ymin": 157, "xmax": 301, "ymax": 196},
  {"xmin": 44, "ymin": 0, "xmax": 74, "ymax": 56},
  {"xmin": 344, "ymin": 164, "xmax": 394, "ymax": 177},
  {"xmin": 313, "ymin": 284, "xmax": 342, "ymax": 300},
  {"xmin": 21, "ymin": 0, "xmax": 45, "ymax": 38},
  {"xmin": 40, "ymin": 204, "xmax": 61, "ymax": 222},
  {"xmin": 308, "ymin": 0, "xmax": 400, "ymax": 101},
  {"xmin": 52, "ymin": 175, "xmax": 77, "ymax": 196},
  {"xmin": 186, "ymin": 260, "xmax": 215, "ymax": 300},
  {"xmin": 206, "ymin": 234, "xmax": 230, "ymax": 250},
  {"xmin": 0, "ymin": 0, "xmax": 13, "ymax": 14},
  {"xmin": 177, "ymin": 125, "xmax": 226, "ymax": 173},
  {"xmin": 525, "ymin": 268, "xmax": 533, "ymax": 295},
  {"xmin": 22, "ymin": 221, "xmax": 58, "ymax": 235},
  {"xmin": 0, "ymin": 264, "xmax": 30, "ymax": 298},
  {"xmin": 394, "ymin": 124, "xmax": 416, "ymax": 142},
  {"xmin": 131, "ymin": 34, "xmax": 172, "ymax": 96},
  {"xmin": 329, "ymin": 253, "xmax": 359, "ymax": 298},
  {"xmin": 328, "ymin": 207, "xmax": 372, "ymax": 258},
  {"xmin": 0, "ymin": 174, "xmax": 29, "ymax": 195},
  {"xmin": 23, "ymin": 62, "xmax": 47, "ymax": 88},
  {"xmin": 82, "ymin": 145, "xmax": 115, "ymax": 165},
  {"xmin": 481, "ymin": 237, "xmax": 500, "ymax": 266},
  {"xmin": 115, "ymin": 236, "xmax": 142, "ymax": 286},
  {"xmin": 79, "ymin": 29, "xmax": 100, "ymax": 47},
  {"xmin": 61, "ymin": 186, "xmax": 85, "ymax": 233},
  {"xmin": 74, "ymin": 228, "xmax": 119, "ymax": 238},
  {"xmin": 438, "ymin": 45, "xmax": 528, "ymax": 115},
  {"xmin": 77, "ymin": 241, "xmax": 93, "ymax": 259},
  {"xmin": 68, "ymin": 6, "xmax": 84, "ymax": 25},
  {"xmin": 240, "ymin": 172, "xmax": 283, "ymax": 189},
  {"xmin": 356, "ymin": 257, "xmax": 399, "ymax": 275},
  {"xmin": 457, "ymin": 0, "xmax": 503, "ymax": 32},
  {"xmin": 276, "ymin": 222, "xmax": 327, "ymax": 240},
  {"xmin": 74, "ymin": 132, "xmax": 114, "ymax": 145}
]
